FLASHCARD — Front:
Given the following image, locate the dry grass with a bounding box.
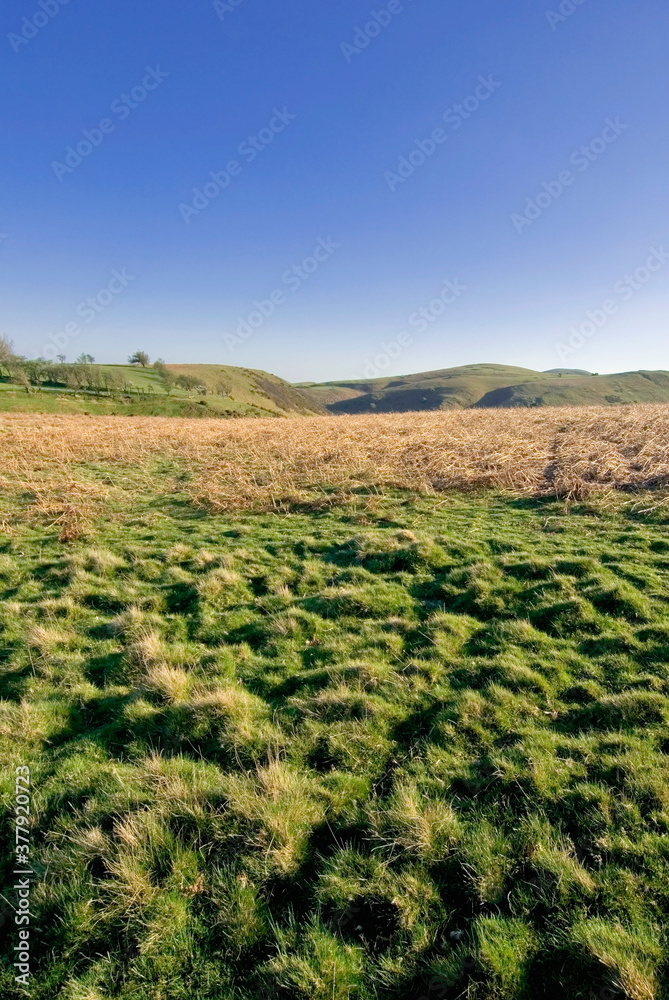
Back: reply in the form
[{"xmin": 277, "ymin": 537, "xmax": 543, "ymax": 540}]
[{"xmin": 1, "ymin": 405, "xmax": 669, "ymax": 515}]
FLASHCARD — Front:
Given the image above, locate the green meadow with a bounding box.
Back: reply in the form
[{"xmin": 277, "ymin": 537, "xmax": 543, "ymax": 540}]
[{"xmin": 1, "ymin": 480, "xmax": 669, "ymax": 999}]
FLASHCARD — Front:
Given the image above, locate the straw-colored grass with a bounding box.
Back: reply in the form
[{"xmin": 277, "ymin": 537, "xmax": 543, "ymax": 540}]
[{"xmin": 0, "ymin": 405, "xmax": 668, "ymax": 517}]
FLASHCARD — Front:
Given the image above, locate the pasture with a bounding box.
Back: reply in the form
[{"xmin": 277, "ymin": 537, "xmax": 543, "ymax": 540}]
[{"xmin": 1, "ymin": 407, "xmax": 669, "ymax": 999}]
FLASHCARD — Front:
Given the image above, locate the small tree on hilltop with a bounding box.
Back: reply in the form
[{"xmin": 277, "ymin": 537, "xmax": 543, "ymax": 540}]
[
  {"xmin": 76, "ymin": 353, "xmax": 95, "ymax": 364},
  {"xmin": 129, "ymin": 351, "xmax": 150, "ymax": 367}
]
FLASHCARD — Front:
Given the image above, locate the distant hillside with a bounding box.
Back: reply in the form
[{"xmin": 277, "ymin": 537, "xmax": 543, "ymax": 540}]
[
  {"xmin": 6, "ymin": 359, "xmax": 669, "ymax": 419},
  {"xmin": 298, "ymin": 364, "xmax": 547, "ymax": 413},
  {"xmin": 0, "ymin": 362, "xmax": 324, "ymax": 418},
  {"xmin": 298, "ymin": 364, "xmax": 669, "ymax": 412},
  {"xmin": 474, "ymin": 370, "xmax": 669, "ymax": 409}
]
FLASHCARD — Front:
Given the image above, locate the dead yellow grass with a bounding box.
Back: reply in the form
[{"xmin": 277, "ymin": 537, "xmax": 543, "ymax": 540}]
[{"xmin": 1, "ymin": 405, "xmax": 668, "ymax": 513}]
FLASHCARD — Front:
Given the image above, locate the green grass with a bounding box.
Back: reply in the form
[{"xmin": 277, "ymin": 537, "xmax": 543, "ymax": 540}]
[{"xmin": 2, "ymin": 482, "xmax": 669, "ymax": 998}]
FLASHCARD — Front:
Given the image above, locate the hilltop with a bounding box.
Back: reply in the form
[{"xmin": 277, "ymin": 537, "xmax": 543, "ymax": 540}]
[{"xmin": 298, "ymin": 363, "xmax": 669, "ymax": 412}]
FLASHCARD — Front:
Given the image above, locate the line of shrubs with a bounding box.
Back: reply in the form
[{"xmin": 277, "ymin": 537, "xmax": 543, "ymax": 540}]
[{"xmin": 0, "ymin": 339, "xmax": 232, "ymax": 400}]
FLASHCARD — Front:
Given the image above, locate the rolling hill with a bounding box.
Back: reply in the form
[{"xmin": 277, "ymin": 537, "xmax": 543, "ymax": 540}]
[
  {"xmin": 6, "ymin": 359, "xmax": 669, "ymax": 418},
  {"xmin": 297, "ymin": 364, "xmax": 669, "ymax": 412},
  {"xmin": 474, "ymin": 370, "xmax": 669, "ymax": 408},
  {"xmin": 0, "ymin": 363, "xmax": 324, "ymax": 418}
]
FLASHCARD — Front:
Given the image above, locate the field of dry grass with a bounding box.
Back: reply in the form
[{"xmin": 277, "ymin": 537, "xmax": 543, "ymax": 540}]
[{"xmin": 1, "ymin": 404, "xmax": 669, "ymax": 520}]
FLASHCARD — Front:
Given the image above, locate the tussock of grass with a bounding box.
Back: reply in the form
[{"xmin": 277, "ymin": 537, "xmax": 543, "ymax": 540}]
[
  {"xmin": 3, "ymin": 484, "xmax": 669, "ymax": 998},
  {"xmin": 474, "ymin": 916, "xmax": 537, "ymax": 994},
  {"xmin": 368, "ymin": 780, "xmax": 461, "ymax": 862},
  {"xmin": 571, "ymin": 918, "xmax": 663, "ymax": 1000}
]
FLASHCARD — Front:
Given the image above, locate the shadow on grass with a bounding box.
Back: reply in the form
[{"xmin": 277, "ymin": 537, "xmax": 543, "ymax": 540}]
[{"xmin": 0, "ymin": 658, "xmax": 33, "ymax": 700}]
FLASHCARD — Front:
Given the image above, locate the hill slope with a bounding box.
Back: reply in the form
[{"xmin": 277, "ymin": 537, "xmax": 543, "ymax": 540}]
[
  {"xmin": 0, "ymin": 363, "xmax": 324, "ymax": 418},
  {"xmin": 474, "ymin": 370, "xmax": 669, "ymax": 408},
  {"xmin": 163, "ymin": 364, "xmax": 325, "ymax": 416},
  {"xmin": 299, "ymin": 364, "xmax": 669, "ymax": 412},
  {"xmin": 298, "ymin": 364, "xmax": 549, "ymax": 413}
]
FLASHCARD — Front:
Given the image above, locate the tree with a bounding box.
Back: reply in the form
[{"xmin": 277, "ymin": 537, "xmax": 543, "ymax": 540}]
[
  {"xmin": 0, "ymin": 336, "xmax": 17, "ymax": 381},
  {"xmin": 175, "ymin": 373, "xmax": 202, "ymax": 391},
  {"xmin": 129, "ymin": 351, "xmax": 150, "ymax": 367},
  {"xmin": 76, "ymin": 353, "xmax": 95, "ymax": 364},
  {"xmin": 0, "ymin": 335, "xmax": 15, "ymax": 366},
  {"xmin": 13, "ymin": 369, "xmax": 31, "ymax": 394},
  {"xmin": 57, "ymin": 354, "xmax": 66, "ymax": 364},
  {"xmin": 102, "ymin": 370, "xmax": 126, "ymax": 396},
  {"xmin": 153, "ymin": 360, "xmax": 176, "ymax": 394},
  {"xmin": 23, "ymin": 359, "xmax": 50, "ymax": 392}
]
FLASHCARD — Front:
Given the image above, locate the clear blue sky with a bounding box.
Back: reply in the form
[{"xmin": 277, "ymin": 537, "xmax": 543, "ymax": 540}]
[{"xmin": 2, "ymin": 0, "xmax": 667, "ymax": 382}]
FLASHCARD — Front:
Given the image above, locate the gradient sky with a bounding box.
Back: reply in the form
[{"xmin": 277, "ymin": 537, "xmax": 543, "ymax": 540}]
[{"xmin": 2, "ymin": 0, "xmax": 667, "ymax": 382}]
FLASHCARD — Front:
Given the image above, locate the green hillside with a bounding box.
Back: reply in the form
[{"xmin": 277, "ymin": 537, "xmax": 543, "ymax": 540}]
[
  {"xmin": 475, "ymin": 370, "xmax": 669, "ymax": 408},
  {"xmin": 6, "ymin": 359, "xmax": 669, "ymax": 418},
  {"xmin": 297, "ymin": 365, "xmax": 548, "ymax": 413},
  {"xmin": 0, "ymin": 363, "xmax": 324, "ymax": 418},
  {"xmin": 299, "ymin": 364, "xmax": 669, "ymax": 413}
]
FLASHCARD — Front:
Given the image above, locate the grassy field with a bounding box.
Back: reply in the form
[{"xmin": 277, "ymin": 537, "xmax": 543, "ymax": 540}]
[{"xmin": 2, "ymin": 408, "xmax": 669, "ymax": 999}]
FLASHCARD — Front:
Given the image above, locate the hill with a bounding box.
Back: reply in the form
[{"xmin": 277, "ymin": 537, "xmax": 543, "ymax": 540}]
[
  {"xmin": 0, "ymin": 362, "xmax": 324, "ymax": 418},
  {"xmin": 475, "ymin": 370, "xmax": 669, "ymax": 408},
  {"xmin": 297, "ymin": 364, "xmax": 549, "ymax": 413},
  {"xmin": 299, "ymin": 364, "xmax": 669, "ymax": 412},
  {"xmin": 7, "ymin": 359, "xmax": 669, "ymax": 419}
]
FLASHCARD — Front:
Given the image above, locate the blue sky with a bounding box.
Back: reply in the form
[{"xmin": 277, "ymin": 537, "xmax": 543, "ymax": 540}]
[{"xmin": 1, "ymin": 0, "xmax": 667, "ymax": 382}]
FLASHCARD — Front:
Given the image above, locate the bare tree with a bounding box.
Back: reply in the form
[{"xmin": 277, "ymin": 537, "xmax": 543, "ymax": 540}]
[{"xmin": 0, "ymin": 335, "xmax": 16, "ymax": 375}]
